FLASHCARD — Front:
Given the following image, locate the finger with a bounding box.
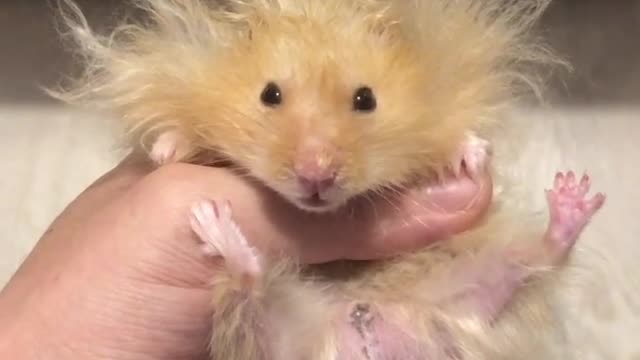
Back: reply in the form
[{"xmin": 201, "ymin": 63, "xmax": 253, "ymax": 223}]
[{"xmin": 341, "ymin": 173, "xmax": 493, "ymax": 261}]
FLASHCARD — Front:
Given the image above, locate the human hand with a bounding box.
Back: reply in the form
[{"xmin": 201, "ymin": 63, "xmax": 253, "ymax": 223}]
[{"xmin": 0, "ymin": 154, "xmax": 492, "ymax": 359}]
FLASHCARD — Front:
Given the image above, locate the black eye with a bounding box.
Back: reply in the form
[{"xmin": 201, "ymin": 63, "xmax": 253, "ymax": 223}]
[
  {"xmin": 261, "ymin": 82, "xmax": 282, "ymax": 106},
  {"xmin": 353, "ymin": 86, "xmax": 376, "ymax": 112}
]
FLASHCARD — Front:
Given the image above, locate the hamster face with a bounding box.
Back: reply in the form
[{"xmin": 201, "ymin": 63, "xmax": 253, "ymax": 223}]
[{"xmin": 185, "ymin": 13, "xmax": 472, "ymax": 212}]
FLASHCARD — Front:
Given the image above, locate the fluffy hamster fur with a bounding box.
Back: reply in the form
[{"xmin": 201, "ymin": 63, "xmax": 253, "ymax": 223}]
[
  {"xmin": 49, "ymin": 0, "xmax": 586, "ymax": 359},
  {"xmin": 50, "ymin": 0, "xmax": 556, "ymax": 210}
]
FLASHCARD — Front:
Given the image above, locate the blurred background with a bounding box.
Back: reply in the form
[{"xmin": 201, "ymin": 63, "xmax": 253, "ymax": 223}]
[
  {"xmin": 1, "ymin": 1, "xmax": 639, "ymax": 358},
  {"xmin": 2, "ymin": 0, "xmax": 640, "ymax": 104}
]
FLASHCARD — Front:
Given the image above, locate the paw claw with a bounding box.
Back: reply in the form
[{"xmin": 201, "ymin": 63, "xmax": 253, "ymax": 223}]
[
  {"xmin": 566, "ymin": 170, "xmax": 575, "ymax": 183},
  {"xmin": 554, "ymin": 172, "xmax": 564, "ymax": 188},
  {"xmin": 580, "ymin": 173, "xmax": 590, "ymax": 186},
  {"xmin": 578, "ymin": 173, "xmax": 590, "ymax": 196}
]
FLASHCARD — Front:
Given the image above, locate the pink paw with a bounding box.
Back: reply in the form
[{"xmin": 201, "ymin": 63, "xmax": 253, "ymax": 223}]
[
  {"xmin": 150, "ymin": 132, "xmax": 178, "ymax": 165},
  {"xmin": 150, "ymin": 131, "xmax": 191, "ymax": 165},
  {"xmin": 448, "ymin": 132, "xmax": 492, "ymax": 180},
  {"xmin": 190, "ymin": 200, "xmax": 262, "ymax": 278},
  {"xmin": 544, "ymin": 171, "xmax": 606, "ymax": 258}
]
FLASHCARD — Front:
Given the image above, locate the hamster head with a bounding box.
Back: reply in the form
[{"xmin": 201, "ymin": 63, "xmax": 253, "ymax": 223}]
[
  {"xmin": 53, "ymin": 0, "xmax": 556, "ymax": 212},
  {"xmin": 200, "ymin": 8, "xmax": 462, "ymax": 212}
]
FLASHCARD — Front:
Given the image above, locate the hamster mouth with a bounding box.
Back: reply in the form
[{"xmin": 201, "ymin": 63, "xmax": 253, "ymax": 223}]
[{"xmin": 299, "ymin": 193, "xmax": 330, "ymax": 209}]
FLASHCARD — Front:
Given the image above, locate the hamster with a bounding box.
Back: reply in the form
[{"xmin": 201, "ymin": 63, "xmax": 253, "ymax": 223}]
[{"xmin": 50, "ymin": 0, "xmax": 606, "ymax": 359}]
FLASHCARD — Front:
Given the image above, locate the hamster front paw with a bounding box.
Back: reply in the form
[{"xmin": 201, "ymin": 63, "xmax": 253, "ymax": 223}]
[
  {"xmin": 446, "ymin": 132, "xmax": 492, "ymax": 181},
  {"xmin": 150, "ymin": 131, "xmax": 189, "ymax": 165}
]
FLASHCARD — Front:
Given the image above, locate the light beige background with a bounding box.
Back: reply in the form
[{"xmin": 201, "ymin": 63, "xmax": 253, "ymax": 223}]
[{"xmin": 1, "ymin": 1, "xmax": 639, "ymax": 359}]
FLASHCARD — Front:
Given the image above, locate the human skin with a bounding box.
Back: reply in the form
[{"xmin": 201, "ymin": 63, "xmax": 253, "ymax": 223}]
[{"xmin": 0, "ymin": 154, "xmax": 492, "ymax": 360}]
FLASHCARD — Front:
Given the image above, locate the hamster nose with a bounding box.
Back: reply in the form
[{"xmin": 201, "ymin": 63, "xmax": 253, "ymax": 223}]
[
  {"xmin": 294, "ymin": 136, "xmax": 341, "ymax": 195},
  {"xmin": 297, "ymin": 172, "xmax": 337, "ymax": 194}
]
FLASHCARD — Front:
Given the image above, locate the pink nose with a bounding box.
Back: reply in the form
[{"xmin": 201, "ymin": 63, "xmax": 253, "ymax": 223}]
[
  {"xmin": 294, "ymin": 136, "xmax": 340, "ymax": 195},
  {"xmin": 297, "ymin": 172, "xmax": 337, "ymax": 195}
]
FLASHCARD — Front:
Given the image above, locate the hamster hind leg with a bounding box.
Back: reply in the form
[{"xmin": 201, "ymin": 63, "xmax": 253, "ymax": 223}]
[
  {"xmin": 336, "ymin": 171, "xmax": 606, "ymax": 359},
  {"xmin": 190, "ymin": 199, "xmax": 433, "ymax": 360},
  {"xmin": 190, "ymin": 199, "xmax": 338, "ymax": 360},
  {"xmin": 433, "ymin": 171, "xmax": 605, "ymax": 322},
  {"xmin": 189, "ymin": 199, "xmax": 269, "ymax": 359}
]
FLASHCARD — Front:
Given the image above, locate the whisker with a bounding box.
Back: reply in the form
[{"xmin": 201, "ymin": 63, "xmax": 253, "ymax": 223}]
[{"xmin": 373, "ymin": 187, "xmax": 403, "ymax": 216}]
